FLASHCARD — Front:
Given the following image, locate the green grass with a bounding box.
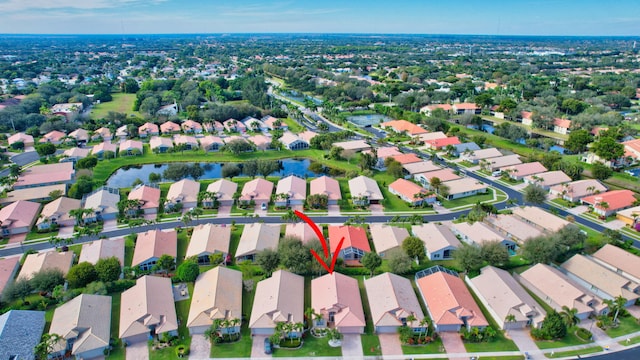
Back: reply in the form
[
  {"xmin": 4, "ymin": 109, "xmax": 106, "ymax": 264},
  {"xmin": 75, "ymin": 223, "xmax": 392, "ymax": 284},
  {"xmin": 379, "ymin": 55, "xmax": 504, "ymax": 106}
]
[
  {"xmin": 176, "ymin": 230, "xmax": 189, "ymax": 265},
  {"xmin": 282, "ymin": 117, "xmax": 305, "ymax": 134},
  {"xmin": 442, "ymin": 188, "xmax": 497, "ymax": 209},
  {"xmin": 106, "ymin": 292, "xmax": 126, "ymax": 360},
  {"xmin": 210, "ymin": 324, "xmax": 252, "ymax": 358},
  {"xmin": 25, "ymin": 230, "xmax": 59, "ymax": 241},
  {"xmin": 535, "ymin": 327, "xmax": 593, "ymax": 349},
  {"xmin": 149, "ymin": 284, "xmax": 193, "ymax": 360},
  {"xmin": 228, "ymin": 225, "xmax": 244, "ymax": 263},
  {"xmin": 124, "ymin": 235, "xmax": 135, "ymax": 267},
  {"xmin": 604, "ymin": 315, "xmax": 640, "ymax": 337},
  {"xmin": 619, "ymin": 335, "xmax": 640, "ymax": 346},
  {"xmin": 91, "ymin": 93, "xmax": 140, "ymax": 119},
  {"xmin": 273, "ymin": 334, "xmax": 342, "ymax": 357},
  {"xmin": 544, "ymin": 346, "xmax": 603, "ymax": 358},
  {"xmin": 401, "ymin": 337, "xmax": 445, "ymax": 354},
  {"xmin": 362, "ymin": 334, "xmax": 381, "ymax": 356}
]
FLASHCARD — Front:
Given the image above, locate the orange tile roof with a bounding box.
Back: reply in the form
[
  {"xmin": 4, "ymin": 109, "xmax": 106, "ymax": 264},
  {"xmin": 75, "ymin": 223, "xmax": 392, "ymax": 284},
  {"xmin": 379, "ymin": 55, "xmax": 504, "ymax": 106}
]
[
  {"xmin": 581, "ymin": 190, "xmax": 636, "ymax": 211},
  {"xmin": 554, "ymin": 118, "xmax": 572, "ymax": 129},
  {"xmin": 389, "ymin": 178, "xmax": 429, "ymax": 200},
  {"xmin": 389, "ymin": 153, "xmax": 423, "ymax": 165},
  {"xmin": 425, "ymin": 137, "xmax": 461, "ymax": 149},
  {"xmin": 328, "ymin": 225, "xmax": 370, "ymax": 254},
  {"xmin": 381, "ymin": 120, "xmax": 427, "ymax": 136}
]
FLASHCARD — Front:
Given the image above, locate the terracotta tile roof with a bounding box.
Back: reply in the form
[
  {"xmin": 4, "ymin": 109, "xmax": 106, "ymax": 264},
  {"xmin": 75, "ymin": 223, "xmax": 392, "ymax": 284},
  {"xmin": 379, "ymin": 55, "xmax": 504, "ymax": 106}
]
[
  {"xmin": 15, "ymin": 162, "xmax": 74, "ymax": 188},
  {"xmin": 0, "ymin": 200, "xmax": 40, "ymax": 230},
  {"xmin": 368, "ymin": 146, "xmax": 402, "ymax": 159},
  {"xmin": 63, "ymin": 147, "xmax": 91, "ymax": 159},
  {"xmin": 128, "ymin": 185, "xmax": 161, "ymax": 209},
  {"xmin": 312, "ymin": 272, "xmax": 366, "ymax": 328},
  {"xmin": 79, "ymin": 238, "xmax": 125, "ymax": 265},
  {"xmin": 8, "ymin": 132, "xmax": 33, "ymax": 145},
  {"xmin": 92, "ymin": 141, "xmax": 117, "ymax": 155},
  {"xmin": 549, "ymin": 179, "xmax": 607, "ymax": 201},
  {"xmin": 68, "ymin": 128, "xmax": 89, "ymax": 141},
  {"xmin": 119, "ymin": 140, "xmax": 143, "ymax": 153},
  {"xmin": 206, "ymin": 179, "xmax": 237, "ymax": 202},
  {"xmin": 389, "ymin": 153, "xmax": 423, "ymax": 165},
  {"xmin": 199, "ymin": 135, "xmax": 224, "ymax": 149},
  {"xmin": 500, "ymin": 162, "xmax": 547, "ymax": 177},
  {"xmin": 160, "ymin": 121, "xmax": 180, "ymax": 133},
  {"xmin": 40, "ymin": 130, "xmax": 66, "ymax": 143},
  {"xmin": 554, "ymin": 118, "xmax": 572, "ymax": 129},
  {"xmin": 240, "ymin": 178, "xmax": 274, "ymax": 202},
  {"xmin": 181, "ymin": 120, "xmax": 203, "ymax": 132},
  {"xmin": 381, "ymin": 120, "xmax": 428, "ymax": 136},
  {"xmin": 131, "ymin": 229, "xmax": 177, "ymax": 267},
  {"xmin": 581, "ymin": 190, "xmax": 636, "ymax": 211},
  {"xmin": 452, "ymin": 103, "xmax": 478, "ymax": 111},
  {"xmin": 309, "ymin": 176, "xmax": 342, "ymax": 201},
  {"xmin": 425, "ymin": 136, "xmax": 461, "ymax": 149},
  {"xmin": 328, "ymin": 225, "xmax": 370, "ymax": 254},
  {"xmin": 167, "ymin": 179, "xmax": 199, "ymax": 204},
  {"xmin": 388, "ymin": 178, "xmax": 430, "ymax": 201},
  {"xmin": 0, "ymin": 257, "xmax": 19, "ymax": 296},
  {"xmin": 138, "ymin": 122, "xmax": 159, "ymax": 135}
]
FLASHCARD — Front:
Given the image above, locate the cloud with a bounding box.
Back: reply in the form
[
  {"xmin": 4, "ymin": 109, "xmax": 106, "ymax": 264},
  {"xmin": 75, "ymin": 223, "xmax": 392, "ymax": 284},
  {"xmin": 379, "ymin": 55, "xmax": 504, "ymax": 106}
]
[{"xmin": 0, "ymin": 0, "xmax": 168, "ymax": 12}]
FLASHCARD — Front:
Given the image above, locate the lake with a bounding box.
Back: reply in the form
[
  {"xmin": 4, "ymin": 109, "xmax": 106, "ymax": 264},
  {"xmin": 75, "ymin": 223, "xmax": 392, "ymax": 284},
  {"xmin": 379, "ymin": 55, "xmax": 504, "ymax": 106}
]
[
  {"xmin": 106, "ymin": 159, "xmax": 322, "ymax": 187},
  {"xmin": 347, "ymin": 114, "xmax": 391, "ymax": 127}
]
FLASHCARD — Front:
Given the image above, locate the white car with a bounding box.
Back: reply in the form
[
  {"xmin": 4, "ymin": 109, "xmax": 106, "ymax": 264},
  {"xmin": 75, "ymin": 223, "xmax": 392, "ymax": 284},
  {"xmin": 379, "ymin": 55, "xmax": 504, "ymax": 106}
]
[{"xmin": 261, "ymin": 203, "xmax": 267, "ymax": 210}]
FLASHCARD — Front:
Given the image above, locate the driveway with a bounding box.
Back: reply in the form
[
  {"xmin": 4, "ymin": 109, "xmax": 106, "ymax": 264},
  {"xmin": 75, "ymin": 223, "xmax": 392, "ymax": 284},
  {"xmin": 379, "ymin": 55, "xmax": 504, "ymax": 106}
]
[
  {"xmin": 251, "ymin": 335, "xmax": 272, "ymax": 359},
  {"xmin": 378, "ymin": 333, "xmax": 402, "ymax": 356},
  {"xmin": 125, "ymin": 340, "xmax": 149, "ymax": 360},
  {"xmin": 58, "ymin": 225, "xmax": 74, "ymax": 238},
  {"xmin": 369, "ymin": 204, "xmax": 384, "ymax": 215},
  {"xmin": 217, "ymin": 205, "xmax": 232, "ymax": 217},
  {"xmin": 327, "ymin": 204, "xmax": 340, "ymax": 216},
  {"xmin": 341, "ymin": 334, "xmax": 363, "ymax": 359},
  {"xmin": 189, "ymin": 334, "xmax": 211, "ymax": 360},
  {"xmin": 439, "ymin": 332, "xmax": 467, "ymax": 360},
  {"xmin": 103, "ymin": 219, "xmax": 118, "ymax": 231},
  {"xmin": 567, "ymin": 205, "xmax": 589, "ymax": 215},
  {"xmin": 507, "ymin": 329, "xmax": 543, "ymax": 359}
]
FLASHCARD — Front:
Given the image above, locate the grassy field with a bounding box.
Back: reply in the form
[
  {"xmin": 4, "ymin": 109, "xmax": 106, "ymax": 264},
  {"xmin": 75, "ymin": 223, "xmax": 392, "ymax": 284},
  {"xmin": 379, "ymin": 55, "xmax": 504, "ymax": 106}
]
[
  {"xmin": 544, "ymin": 346, "xmax": 603, "ymax": 358},
  {"xmin": 91, "ymin": 93, "xmax": 140, "ymax": 119},
  {"xmin": 604, "ymin": 315, "xmax": 640, "ymax": 337},
  {"xmin": 282, "ymin": 117, "xmax": 305, "ymax": 134},
  {"xmin": 535, "ymin": 327, "xmax": 593, "ymax": 350},
  {"xmin": 442, "ymin": 188, "xmax": 498, "ymax": 209}
]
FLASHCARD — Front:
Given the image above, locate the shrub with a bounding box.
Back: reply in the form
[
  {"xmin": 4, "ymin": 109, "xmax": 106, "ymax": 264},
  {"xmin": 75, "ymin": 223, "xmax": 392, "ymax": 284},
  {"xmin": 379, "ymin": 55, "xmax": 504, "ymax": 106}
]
[
  {"xmin": 576, "ymin": 327, "xmax": 592, "ymax": 341},
  {"xmin": 175, "ymin": 344, "xmax": 189, "ymax": 357}
]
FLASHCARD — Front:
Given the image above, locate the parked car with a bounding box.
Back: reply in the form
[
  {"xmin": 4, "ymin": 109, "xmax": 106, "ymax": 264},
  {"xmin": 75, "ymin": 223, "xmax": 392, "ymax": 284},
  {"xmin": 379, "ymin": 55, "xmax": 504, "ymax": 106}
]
[
  {"xmin": 264, "ymin": 337, "xmax": 273, "ymax": 355},
  {"xmin": 261, "ymin": 202, "xmax": 267, "ymax": 210}
]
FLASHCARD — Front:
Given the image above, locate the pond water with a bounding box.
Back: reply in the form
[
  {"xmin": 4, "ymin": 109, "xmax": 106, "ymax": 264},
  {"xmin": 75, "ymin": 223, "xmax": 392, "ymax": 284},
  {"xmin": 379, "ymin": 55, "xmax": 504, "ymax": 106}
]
[
  {"xmin": 280, "ymin": 90, "xmax": 323, "ymax": 105},
  {"xmin": 625, "ymin": 168, "xmax": 640, "ymax": 177},
  {"xmin": 347, "ymin": 114, "xmax": 391, "ymax": 127},
  {"xmin": 106, "ymin": 159, "xmax": 322, "ymax": 188}
]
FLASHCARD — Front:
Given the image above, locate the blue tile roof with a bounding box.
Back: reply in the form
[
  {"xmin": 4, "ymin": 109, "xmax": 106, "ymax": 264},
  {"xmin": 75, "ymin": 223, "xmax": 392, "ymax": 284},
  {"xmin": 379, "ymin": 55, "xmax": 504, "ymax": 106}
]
[{"xmin": 0, "ymin": 310, "xmax": 46, "ymax": 360}]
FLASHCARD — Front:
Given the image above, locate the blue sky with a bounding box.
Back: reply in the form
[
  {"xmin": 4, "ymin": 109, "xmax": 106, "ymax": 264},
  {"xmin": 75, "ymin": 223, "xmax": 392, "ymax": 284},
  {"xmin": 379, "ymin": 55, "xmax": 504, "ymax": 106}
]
[{"xmin": 0, "ymin": 0, "xmax": 638, "ymax": 35}]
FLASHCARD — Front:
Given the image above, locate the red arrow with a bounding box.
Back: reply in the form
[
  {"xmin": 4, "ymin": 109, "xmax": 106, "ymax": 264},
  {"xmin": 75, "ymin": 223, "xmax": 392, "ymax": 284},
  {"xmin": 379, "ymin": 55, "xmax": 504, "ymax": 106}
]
[{"xmin": 294, "ymin": 210, "xmax": 343, "ymax": 274}]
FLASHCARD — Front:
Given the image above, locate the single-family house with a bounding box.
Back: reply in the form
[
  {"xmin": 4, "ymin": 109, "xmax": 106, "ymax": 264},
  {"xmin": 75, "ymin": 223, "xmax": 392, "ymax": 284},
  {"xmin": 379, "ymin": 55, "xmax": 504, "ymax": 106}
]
[
  {"xmin": 333, "ymin": 139, "xmax": 371, "ymax": 158},
  {"xmin": 414, "ymin": 169, "xmax": 460, "ymax": 188},
  {"xmin": 561, "ymin": 254, "xmax": 640, "ymax": 305},
  {"xmin": 127, "ymin": 184, "xmax": 161, "ymax": 215},
  {"xmin": 312, "ymin": 272, "xmax": 366, "ymax": 334},
  {"xmin": 119, "ymin": 276, "xmax": 178, "ymax": 344},
  {"xmin": 298, "ymin": 130, "xmax": 318, "ymax": 144},
  {"xmin": 206, "ymin": 179, "xmax": 238, "ymax": 207},
  {"xmin": 40, "ymin": 130, "xmax": 66, "ymax": 144},
  {"xmin": 199, "ymin": 135, "xmax": 224, "ymax": 152},
  {"xmin": 309, "ymin": 176, "xmax": 341, "ymax": 205},
  {"xmin": 328, "ymin": 225, "xmax": 371, "ymax": 261},
  {"xmin": 187, "ymin": 267, "xmax": 242, "ymax": 334},
  {"xmin": 92, "ymin": 127, "xmax": 112, "ymax": 141},
  {"xmin": 480, "ymin": 155, "xmax": 522, "ymax": 172},
  {"xmin": 239, "ymin": 178, "xmax": 274, "ymax": 207},
  {"xmin": 520, "ymin": 111, "xmax": 533, "ymax": 126},
  {"xmin": 415, "ymin": 266, "xmax": 489, "ymax": 332},
  {"xmin": 616, "ymin": 205, "xmax": 640, "ymax": 227},
  {"xmin": 581, "ymin": 190, "xmax": 637, "ymax": 217},
  {"xmin": 36, "ymin": 196, "xmax": 81, "ymax": 230},
  {"xmin": 412, "ymin": 224, "xmax": 460, "ymax": 260},
  {"xmin": 243, "ymin": 117, "xmax": 267, "ymax": 132},
  {"xmin": 380, "ymin": 119, "xmax": 428, "ymax": 136},
  {"xmin": 8, "ymin": 132, "xmax": 34, "ymax": 147},
  {"xmin": 82, "ymin": 187, "xmax": 120, "ymax": 223},
  {"xmin": 173, "ymin": 134, "xmax": 199, "ymax": 150},
  {"xmin": 523, "ymin": 171, "xmax": 571, "ymax": 189},
  {"xmin": 459, "ymin": 148, "xmax": 503, "ymax": 164},
  {"xmin": 138, "ymin": 122, "xmax": 159, "ymax": 138},
  {"xmin": 157, "ymin": 103, "xmax": 178, "ymax": 117},
  {"xmin": 186, "ymin": 224, "xmax": 231, "ymax": 264},
  {"xmin": 49, "ymin": 294, "xmax": 111, "ymax": 360},
  {"xmin": 365, "ymin": 272, "xmax": 426, "ymax": 333},
  {"xmin": 14, "ymin": 162, "xmax": 75, "ymax": 189},
  {"xmin": 388, "ymin": 178, "xmax": 434, "ymax": 206},
  {"xmin": 223, "ymin": 118, "xmax": 246, "ymax": 133},
  {"xmin": 247, "ymin": 134, "xmax": 271, "ymax": 150},
  {"xmin": 442, "ymin": 178, "xmax": 489, "ymax": 200},
  {"xmin": 280, "ymin": 132, "xmax": 309, "ymax": 150},
  {"xmin": 593, "ymin": 244, "xmax": 640, "ymax": 284},
  {"xmin": 449, "ymin": 222, "xmax": 516, "ymax": 250},
  {"xmin": 500, "ymin": 162, "xmax": 547, "ymax": 181},
  {"xmin": 18, "ymin": 251, "xmax": 74, "ymax": 280},
  {"xmin": 181, "ymin": 119, "xmax": 203, "ymax": 134},
  {"xmin": 402, "ymin": 161, "xmax": 441, "ymax": 177},
  {"xmin": 517, "ymin": 264, "xmax": 607, "ymax": 319},
  {"xmin": 451, "ymin": 142, "xmax": 481, "ymax": 157},
  {"xmin": 115, "ymin": 125, "xmax": 129, "ymax": 140},
  {"xmin": 68, "ymin": 128, "xmax": 90, "ymax": 143},
  {"xmin": 511, "ymin": 206, "xmax": 571, "ymax": 233},
  {"xmin": 119, "ymin": 139, "xmax": 143, "ymax": 156},
  {"xmin": 549, "ymin": 179, "xmax": 607, "ymax": 203},
  {"xmin": 249, "ymin": 270, "xmax": 304, "ymax": 335},
  {"xmin": 204, "ymin": 121, "xmax": 225, "ymax": 134},
  {"xmin": 418, "ymin": 131, "xmax": 448, "ymax": 143},
  {"xmin": 389, "ymin": 153, "xmax": 423, "ymax": 165},
  {"xmin": 160, "ymin": 121, "xmax": 180, "ymax": 134},
  {"xmin": 149, "ymin": 136, "xmax": 174, "ymax": 153},
  {"xmin": 0, "ymin": 257, "xmax": 20, "ymax": 296},
  {"xmin": 61, "ymin": 147, "xmax": 91, "ymax": 162},
  {"xmin": 466, "ymin": 266, "xmax": 546, "ymax": 330},
  {"xmin": 368, "ymin": 146, "xmax": 402, "ymax": 168},
  {"xmin": 262, "ymin": 116, "xmax": 287, "ymax": 131},
  {"xmin": 285, "ymin": 223, "xmax": 321, "ymax": 244},
  {"xmin": 348, "ymin": 175, "xmax": 383, "ymax": 206},
  {"xmin": 235, "ymin": 223, "xmax": 280, "ymax": 262},
  {"xmin": 79, "ymin": 238, "xmax": 125, "ymax": 265},
  {"xmin": 421, "ymin": 104, "xmax": 452, "ymax": 115},
  {"xmin": 275, "ymin": 175, "xmax": 306, "ymax": 207},
  {"xmin": 452, "ymin": 102, "xmax": 480, "ymax": 115},
  {"xmin": 369, "ymin": 224, "xmax": 410, "ymax": 257},
  {"xmin": 131, "ymin": 229, "xmax": 178, "ymax": 271},
  {"xmin": 0, "ymin": 310, "xmax": 46, "ymax": 360},
  {"xmin": 483, "ymin": 214, "xmax": 543, "ymax": 243},
  {"xmin": 51, "ymin": 102, "xmax": 83, "ymax": 119},
  {"xmin": 424, "ymin": 136, "xmax": 461, "ymax": 150},
  {"xmin": 0, "ymin": 184, "xmax": 67, "ymax": 205},
  {"xmin": 553, "ymin": 118, "xmax": 572, "ymax": 135},
  {"xmin": 92, "ymin": 141, "xmax": 117, "ymax": 159},
  {"xmin": 166, "ymin": 179, "xmax": 200, "ymax": 210},
  {"xmin": 0, "ymin": 200, "xmax": 40, "ymax": 236}
]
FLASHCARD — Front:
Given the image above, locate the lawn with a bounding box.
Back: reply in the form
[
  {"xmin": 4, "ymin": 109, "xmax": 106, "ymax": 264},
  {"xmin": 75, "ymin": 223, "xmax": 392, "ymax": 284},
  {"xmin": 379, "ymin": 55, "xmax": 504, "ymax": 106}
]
[
  {"xmin": 361, "ymin": 334, "xmax": 381, "ymax": 356},
  {"xmin": 91, "ymin": 93, "xmax": 140, "ymax": 119},
  {"xmin": 176, "ymin": 229, "xmax": 189, "ymax": 265},
  {"xmin": 442, "ymin": 188, "xmax": 498, "ymax": 209},
  {"xmin": 210, "ymin": 324, "xmax": 252, "ymax": 358},
  {"xmin": 401, "ymin": 337, "xmax": 445, "ymax": 355},
  {"xmin": 149, "ymin": 284, "xmax": 193, "ymax": 360},
  {"xmin": 273, "ymin": 334, "xmax": 342, "ymax": 357},
  {"xmin": 282, "ymin": 117, "xmax": 305, "ymax": 134},
  {"xmin": 535, "ymin": 327, "xmax": 593, "ymax": 349},
  {"xmin": 619, "ymin": 335, "xmax": 640, "ymax": 346},
  {"xmin": 124, "ymin": 235, "xmax": 135, "ymax": 267},
  {"xmin": 544, "ymin": 346, "xmax": 603, "ymax": 358},
  {"xmin": 228, "ymin": 225, "xmax": 244, "ymax": 264},
  {"xmin": 604, "ymin": 315, "xmax": 640, "ymax": 337},
  {"xmin": 106, "ymin": 292, "xmax": 126, "ymax": 360}
]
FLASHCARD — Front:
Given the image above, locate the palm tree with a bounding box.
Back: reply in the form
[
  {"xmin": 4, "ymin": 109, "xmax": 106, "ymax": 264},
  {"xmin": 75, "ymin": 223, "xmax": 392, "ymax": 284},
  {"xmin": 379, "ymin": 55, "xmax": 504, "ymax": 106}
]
[
  {"xmin": 190, "ymin": 207, "xmax": 204, "ymax": 220},
  {"xmin": 69, "ymin": 207, "xmax": 93, "ymax": 226},
  {"xmin": 604, "ymin": 296, "xmax": 627, "ymax": 323},
  {"xmin": 418, "ymin": 318, "xmax": 429, "ymax": 340},
  {"xmin": 560, "ymin": 306, "xmax": 580, "ymax": 328}
]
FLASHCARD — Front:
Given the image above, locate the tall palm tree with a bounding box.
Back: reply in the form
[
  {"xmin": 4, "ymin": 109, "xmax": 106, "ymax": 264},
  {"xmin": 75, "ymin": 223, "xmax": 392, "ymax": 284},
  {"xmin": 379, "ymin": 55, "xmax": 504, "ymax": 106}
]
[
  {"xmin": 560, "ymin": 306, "xmax": 580, "ymax": 328},
  {"xmin": 604, "ymin": 296, "xmax": 628, "ymax": 323}
]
